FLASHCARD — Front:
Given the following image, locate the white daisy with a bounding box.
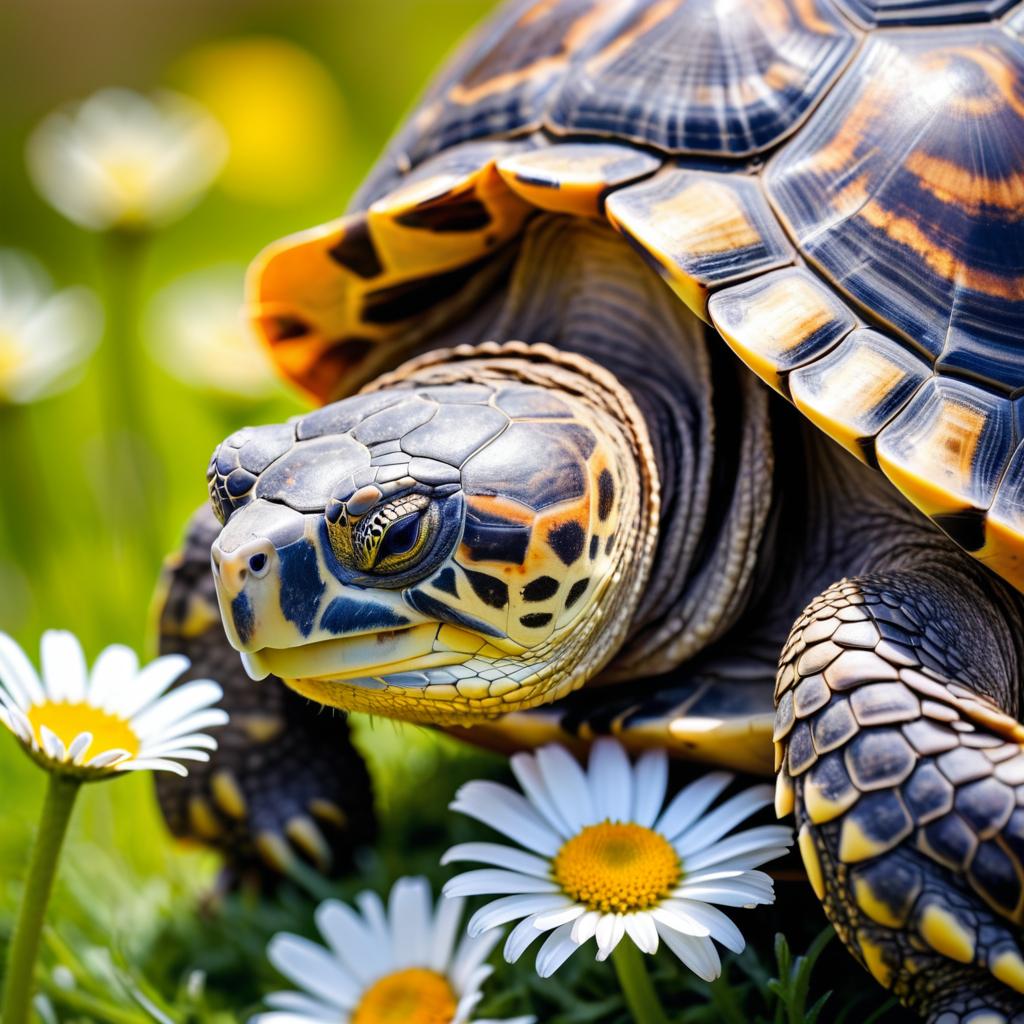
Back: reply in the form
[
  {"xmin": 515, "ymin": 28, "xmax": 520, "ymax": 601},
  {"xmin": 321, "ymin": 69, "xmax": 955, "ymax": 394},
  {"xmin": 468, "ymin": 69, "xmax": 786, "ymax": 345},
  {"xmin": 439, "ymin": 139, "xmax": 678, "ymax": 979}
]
[
  {"xmin": 146, "ymin": 265, "xmax": 280, "ymax": 400},
  {"xmin": 442, "ymin": 739, "xmax": 793, "ymax": 981},
  {"xmin": 0, "ymin": 249, "xmax": 101, "ymax": 404},
  {"xmin": 26, "ymin": 88, "xmax": 227, "ymax": 232},
  {"xmin": 0, "ymin": 630, "xmax": 227, "ymax": 779},
  {"xmin": 252, "ymin": 876, "xmax": 535, "ymax": 1024}
]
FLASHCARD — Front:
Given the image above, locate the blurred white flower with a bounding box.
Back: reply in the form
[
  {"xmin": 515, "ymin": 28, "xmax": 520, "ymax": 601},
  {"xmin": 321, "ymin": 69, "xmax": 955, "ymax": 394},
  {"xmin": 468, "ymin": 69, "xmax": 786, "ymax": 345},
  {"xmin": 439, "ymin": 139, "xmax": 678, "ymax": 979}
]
[
  {"xmin": 252, "ymin": 876, "xmax": 534, "ymax": 1024},
  {"xmin": 147, "ymin": 265, "xmax": 280, "ymax": 400},
  {"xmin": 0, "ymin": 629, "xmax": 227, "ymax": 779},
  {"xmin": 0, "ymin": 249, "xmax": 101, "ymax": 404},
  {"xmin": 26, "ymin": 88, "xmax": 227, "ymax": 232}
]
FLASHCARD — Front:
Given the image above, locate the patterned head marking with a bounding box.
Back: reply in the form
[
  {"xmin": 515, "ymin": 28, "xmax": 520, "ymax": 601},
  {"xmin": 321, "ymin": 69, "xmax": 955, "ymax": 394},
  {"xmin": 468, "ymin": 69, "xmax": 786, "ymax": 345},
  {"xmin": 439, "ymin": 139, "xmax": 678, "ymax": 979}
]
[{"xmin": 207, "ymin": 347, "xmax": 657, "ymax": 725}]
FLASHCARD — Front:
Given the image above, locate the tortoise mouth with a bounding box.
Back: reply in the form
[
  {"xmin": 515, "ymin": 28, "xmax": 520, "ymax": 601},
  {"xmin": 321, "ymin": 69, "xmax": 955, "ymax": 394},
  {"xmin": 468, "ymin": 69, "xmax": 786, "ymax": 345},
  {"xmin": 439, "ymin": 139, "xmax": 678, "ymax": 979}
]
[{"xmin": 240, "ymin": 623, "xmax": 478, "ymax": 686}]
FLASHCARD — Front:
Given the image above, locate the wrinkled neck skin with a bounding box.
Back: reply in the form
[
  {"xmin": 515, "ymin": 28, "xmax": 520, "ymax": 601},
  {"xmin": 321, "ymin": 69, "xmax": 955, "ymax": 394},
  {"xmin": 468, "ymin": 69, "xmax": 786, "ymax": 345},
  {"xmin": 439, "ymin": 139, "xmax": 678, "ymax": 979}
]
[{"xmin": 471, "ymin": 217, "xmax": 778, "ymax": 679}]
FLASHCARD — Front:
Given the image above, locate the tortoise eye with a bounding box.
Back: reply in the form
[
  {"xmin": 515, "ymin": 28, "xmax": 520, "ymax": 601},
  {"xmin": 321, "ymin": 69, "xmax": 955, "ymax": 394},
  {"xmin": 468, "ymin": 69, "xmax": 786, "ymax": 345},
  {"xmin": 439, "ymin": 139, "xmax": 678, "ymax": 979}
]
[{"xmin": 379, "ymin": 513, "xmax": 422, "ymax": 560}]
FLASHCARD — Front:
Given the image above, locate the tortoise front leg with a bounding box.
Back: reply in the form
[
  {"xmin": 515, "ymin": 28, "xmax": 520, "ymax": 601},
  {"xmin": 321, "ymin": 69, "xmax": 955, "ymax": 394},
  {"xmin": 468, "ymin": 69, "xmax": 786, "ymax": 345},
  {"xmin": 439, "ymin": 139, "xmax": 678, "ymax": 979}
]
[
  {"xmin": 775, "ymin": 569, "xmax": 1024, "ymax": 1022},
  {"xmin": 154, "ymin": 506, "xmax": 376, "ymax": 883}
]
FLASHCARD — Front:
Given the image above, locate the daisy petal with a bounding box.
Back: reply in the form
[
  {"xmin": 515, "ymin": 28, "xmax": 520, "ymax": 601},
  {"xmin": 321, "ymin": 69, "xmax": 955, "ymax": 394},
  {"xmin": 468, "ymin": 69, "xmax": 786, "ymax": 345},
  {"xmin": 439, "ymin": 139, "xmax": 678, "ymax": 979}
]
[
  {"xmin": 535, "ymin": 745, "xmax": 596, "ymax": 831},
  {"xmin": 451, "ymin": 928, "xmax": 501, "ymax": 993},
  {"xmin": 450, "ymin": 780, "xmax": 561, "ymax": 856},
  {"xmin": 267, "ymin": 934, "xmax": 358, "ymax": 1009},
  {"xmin": 66, "ymin": 732, "xmax": 93, "ymax": 763},
  {"xmin": 650, "ymin": 902, "xmax": 712, "ymax": 938},
  {"xmin": 116, "ymin": 758, "xmax": 189, "ymax": 776},
  {"xmin": 504, "ymin": 914, "xmax": 551, "ymax": 964},
  {"xmin": 0, "ymin": 632, "xmax": 44, "ymax": 707},
  {"xmin": 655, "ymin": 771, "xmax": 732, "ymax": 841},
  {"xmin": 443, "ymin": 869, "xmax": 560, "ymax": 898},
  {"xmin": 656, "ymin": 922, "xmax": 721, "ymax": 981},
  {"xmin": 40, "ymin": 725, "xmax": 66, "ymax": 761},
  {"xmin": 681, "ymin": 824, "xmax": 794, "ymax": 872},
  {"xmin": 429, "ymin": 890, "xmax": 464, "ymax": 972},
  {"xmin": 671, "ymin": 899, "xmax": 746, "ymax": 954},
  {"xmin": 632, "ymin": 749, "xmax": 668, "ymax": 828},
  {"xmin": 441, "ymin": 842, "xmax": 551, "ymax": 878},
  {"xmin": 131, "ymin": 679, "xmax": 223, "ymax": 739},
  {"xmin": 624, "ymin": 912, "xmax": 659, "ymax": 954},
  {"xmin": 389, "ymin": 876, "xmax": 431, "ymax": 968},
  {"xmin": 468, "ymin": 894, "xmax": 572, "ymax": 937},
  {"xmin": 510, "ymin": 751, "xmax": 572, "ymax": 838},
  {"xmin": 532, "ymin": 904, "xmax": 585, "ymax": 931},
  {"xmin": 86, "ymin": 748, "xmax": 132, "ymax": 768},
  {"xmin": 354, "ymin": 890, "xmax": 391, "ymax": 956},
  {"xmin": 674, "ymin": 785, "xmax": 774, "ymax": 856},
  {"xmin": 595, "ymin": 913, "xmax": 625, "ymax": 961},
  {"xmin": 588, "ymin": 737, "xmax": 632, "ymax": 822},
  {"xmin": 536, "ymin": 922, "xmax": 578, "ymax": 978},
  {"xmin": 41, "ymin": 630, "xmax": 88, "ymax": 702},
  {"xmin": 152, "ymin": 707, "xmax": 228, "ymax": 739},
  {"xmin": 571, "ymin": 910, "xmax": 601, "ymax": 944},
  {"xmin": 314, "ymin": 899, "xmax": 384, "ymax": 986},
  {"xmin": 674, "ymin": 881, "xmax": 774, "ymax": 908},
  {"xmin": 87, "ymin": 644, "xmax": 138, "ymax": 708},
  {"xmin": 263, "ymin": 991, "xmax": 338, "ymax": 1020}
]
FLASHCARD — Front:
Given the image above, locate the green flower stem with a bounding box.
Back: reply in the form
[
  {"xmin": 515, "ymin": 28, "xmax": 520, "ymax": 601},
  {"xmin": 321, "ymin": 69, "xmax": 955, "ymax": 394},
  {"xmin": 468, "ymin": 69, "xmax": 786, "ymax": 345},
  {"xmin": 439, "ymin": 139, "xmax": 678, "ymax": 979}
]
[
  {"xmin": 0, "ymin": 403, "xmax": 44, "ymax": 559},
  {"xmin": 97, "ymin": 228, "xmax": 162, "ymax": 565},
  {"xmin": 612, "ymin": 940, "xmax": 671, "ymax": 1024},
  {"xmin": 1, "ymin": 773, "xmax": 81, "ymax": 1024}
]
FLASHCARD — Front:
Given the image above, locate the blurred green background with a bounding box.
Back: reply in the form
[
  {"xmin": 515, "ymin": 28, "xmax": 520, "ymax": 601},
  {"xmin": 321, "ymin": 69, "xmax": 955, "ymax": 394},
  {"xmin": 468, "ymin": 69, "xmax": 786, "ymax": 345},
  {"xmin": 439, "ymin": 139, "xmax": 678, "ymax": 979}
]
[{"xmin": 0, "ymin": 1, "xmax": 908, "ymax": 1019}]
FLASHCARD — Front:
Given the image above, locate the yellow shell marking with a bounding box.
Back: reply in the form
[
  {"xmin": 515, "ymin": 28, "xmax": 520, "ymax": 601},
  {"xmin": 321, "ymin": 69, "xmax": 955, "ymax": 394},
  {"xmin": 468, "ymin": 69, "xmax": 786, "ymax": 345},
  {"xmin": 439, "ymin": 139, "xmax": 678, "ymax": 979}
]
[
  {"xmin": 803, "ymin": 771, "xmax": 858, "ymax": 825},
  {"xmin": 858, "ymin": 931, "xmax": 893, "ymax": 988},
  {"xmin": 853, "ymin": 874, "xmax": 905, "ymax": 928},
  {"xmin": 878, "ymin": 398, "xmax": 986, "ymax": 515},
  {"xmin": 798, "ymin": 824, "xmax": 825, "ymax": 900},
  {"xmin": 793, "ymin": 347, "xmax": 909, "ymax": 460},
  {"xmin": 991, "ymin": 949, "xmax": 1024, "ymax": 994},
  {"xmin": 919, "ymin": 904, "xmax": 976, "ymax": 964},
  {"xmin": 715, "ymin": 274, "xmax": 839, "ymax": 391}
]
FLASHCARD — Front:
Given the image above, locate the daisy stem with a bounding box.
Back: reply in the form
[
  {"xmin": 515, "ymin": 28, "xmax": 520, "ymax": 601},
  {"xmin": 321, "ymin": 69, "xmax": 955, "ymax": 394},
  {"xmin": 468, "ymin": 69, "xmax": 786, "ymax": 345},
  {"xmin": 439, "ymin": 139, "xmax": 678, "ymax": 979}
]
[
  {"xmin": 1, "ymin": 773, "xmax": 81, "ymax": 1024},
  {"xmin": 612, "ymin": 940, "xmax": 671, "ymax": 1024},
  {"xmin": 97, "ymin": 228, "xmax": 162, "ymax": 566}
]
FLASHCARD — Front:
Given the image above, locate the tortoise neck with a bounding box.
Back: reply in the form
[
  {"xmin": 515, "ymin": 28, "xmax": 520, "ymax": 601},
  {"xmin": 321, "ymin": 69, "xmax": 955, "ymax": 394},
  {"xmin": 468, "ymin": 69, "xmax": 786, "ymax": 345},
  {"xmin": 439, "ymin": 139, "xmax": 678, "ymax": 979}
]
[{"xmin": 471, "ymin": 216, "xmax": 778, "ymax": 677}]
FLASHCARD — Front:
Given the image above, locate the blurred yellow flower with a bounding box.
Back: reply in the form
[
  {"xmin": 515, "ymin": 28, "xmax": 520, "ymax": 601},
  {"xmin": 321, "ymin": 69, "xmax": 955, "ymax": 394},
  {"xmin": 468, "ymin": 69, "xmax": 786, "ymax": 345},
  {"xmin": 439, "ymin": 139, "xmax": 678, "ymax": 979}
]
[
  {"xmin": 0, "ymin": 250, "xmax": 101, "ymax": 404},
  {"xmin": 26, "ymin": 88, "xmax": 227, "ymax": 232},
  {"xmin": 175, "ymin": 36, "xmax": 346, "ymax": 204},
  {"xmin": 147, "ymin": 265, "xmax": 281, "ymax": 400}
]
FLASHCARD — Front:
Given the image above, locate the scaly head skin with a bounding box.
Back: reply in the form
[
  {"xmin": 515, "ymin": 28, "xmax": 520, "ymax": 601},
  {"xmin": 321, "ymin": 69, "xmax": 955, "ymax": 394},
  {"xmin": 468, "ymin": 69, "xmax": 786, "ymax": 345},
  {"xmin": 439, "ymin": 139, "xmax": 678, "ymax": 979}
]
[{"xmin": 207, "ymin": 343, "xmax": 659, "ymax": 725}]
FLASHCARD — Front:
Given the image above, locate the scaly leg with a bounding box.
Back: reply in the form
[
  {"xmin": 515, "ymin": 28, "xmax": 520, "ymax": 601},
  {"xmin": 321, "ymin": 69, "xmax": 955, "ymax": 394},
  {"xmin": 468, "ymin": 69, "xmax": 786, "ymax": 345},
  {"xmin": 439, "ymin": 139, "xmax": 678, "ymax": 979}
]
[{"xmin": 775, "ymin": 566, "xmax": 1024, "ymax": 1022}]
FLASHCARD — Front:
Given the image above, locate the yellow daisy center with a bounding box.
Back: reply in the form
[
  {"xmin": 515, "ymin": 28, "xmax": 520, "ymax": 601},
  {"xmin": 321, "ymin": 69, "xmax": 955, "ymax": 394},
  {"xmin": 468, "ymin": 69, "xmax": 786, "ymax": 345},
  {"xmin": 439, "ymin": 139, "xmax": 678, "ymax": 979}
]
[
  {"xmin": 351, "ymin": 968, "xmax": 457, "ymax": 1024},
  {"xmin": 553, "ymin": 821, "xmax": 681, "ymax": 913},
  {"xmin": 27, "ymin": 701, "xmax": 140, "ymax": 760}
]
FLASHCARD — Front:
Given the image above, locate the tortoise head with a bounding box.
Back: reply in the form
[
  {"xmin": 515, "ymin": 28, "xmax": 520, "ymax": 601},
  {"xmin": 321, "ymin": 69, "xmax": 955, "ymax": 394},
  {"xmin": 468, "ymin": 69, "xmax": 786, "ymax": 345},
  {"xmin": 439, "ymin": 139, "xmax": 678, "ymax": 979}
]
[{"xmin": 207, "ymin": 347, "xmax": 657, "ymax": 725}]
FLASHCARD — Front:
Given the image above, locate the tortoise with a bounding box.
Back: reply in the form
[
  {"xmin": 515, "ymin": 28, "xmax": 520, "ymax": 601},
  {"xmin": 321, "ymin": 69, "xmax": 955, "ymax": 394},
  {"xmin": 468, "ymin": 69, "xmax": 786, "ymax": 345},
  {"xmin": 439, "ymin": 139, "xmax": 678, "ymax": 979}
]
[{"xmin": 152, "ymin": 0, "xmax": 1024, "ymax": 1018}]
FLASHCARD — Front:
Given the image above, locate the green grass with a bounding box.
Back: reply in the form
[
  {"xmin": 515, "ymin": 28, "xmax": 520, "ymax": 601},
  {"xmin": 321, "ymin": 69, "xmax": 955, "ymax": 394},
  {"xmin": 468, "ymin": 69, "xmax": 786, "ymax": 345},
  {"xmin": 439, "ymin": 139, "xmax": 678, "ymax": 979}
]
[{"xmin": 0, "ymin": 1, "xmax": 916, "ymax": 1020}]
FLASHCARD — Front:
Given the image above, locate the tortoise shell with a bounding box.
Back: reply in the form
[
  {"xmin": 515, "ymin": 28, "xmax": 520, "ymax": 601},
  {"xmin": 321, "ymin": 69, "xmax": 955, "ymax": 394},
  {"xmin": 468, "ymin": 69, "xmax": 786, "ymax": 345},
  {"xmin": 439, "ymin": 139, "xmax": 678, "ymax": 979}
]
[{"xmin": 247, "ymin": 0, "xmax": 1024, "ymax": 591}]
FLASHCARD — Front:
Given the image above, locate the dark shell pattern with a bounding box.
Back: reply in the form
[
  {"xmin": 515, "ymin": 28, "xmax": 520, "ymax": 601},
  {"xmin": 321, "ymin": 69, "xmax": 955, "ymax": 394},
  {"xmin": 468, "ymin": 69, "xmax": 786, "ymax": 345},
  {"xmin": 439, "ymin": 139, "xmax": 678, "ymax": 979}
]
[{"xmin": 249, "ymin": 0, "xmax": 1024, "ymax": 592}]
